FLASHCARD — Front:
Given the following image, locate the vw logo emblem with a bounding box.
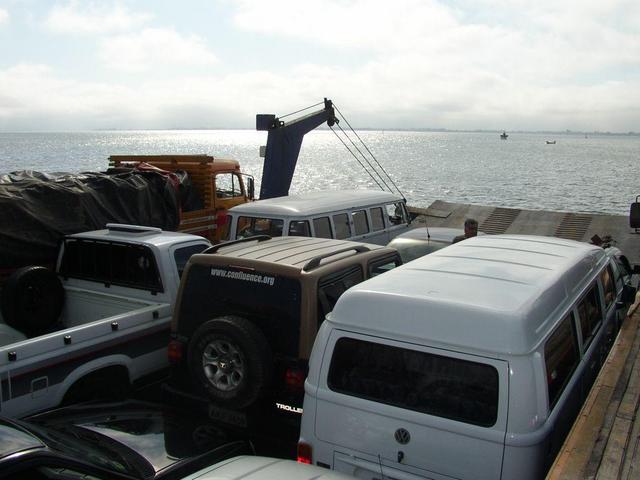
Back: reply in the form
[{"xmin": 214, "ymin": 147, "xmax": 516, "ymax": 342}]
[{"xmin": 394, "ymin": 428, "xmax": 410, "ymax": 445}]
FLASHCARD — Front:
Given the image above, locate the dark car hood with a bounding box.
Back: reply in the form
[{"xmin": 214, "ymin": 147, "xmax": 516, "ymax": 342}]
[{"xmin": 22, "ymin": 400, "xmax": 242, "ymax": 478}]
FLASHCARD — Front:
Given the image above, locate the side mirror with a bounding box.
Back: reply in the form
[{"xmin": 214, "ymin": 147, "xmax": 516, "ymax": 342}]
[{"xmin": 246, "ymin": 176, "xmax": 255, "ymax": 200}]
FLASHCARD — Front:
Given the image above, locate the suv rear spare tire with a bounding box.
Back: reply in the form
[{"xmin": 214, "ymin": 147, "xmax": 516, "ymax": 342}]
[{"xmin": 188, "ymin": 315, "xmax": 272, "ymax": 409}]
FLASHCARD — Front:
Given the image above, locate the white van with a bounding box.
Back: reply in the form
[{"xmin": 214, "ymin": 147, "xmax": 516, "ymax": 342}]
[
  {"xmin": 298, "ymin": 235, "xmax": 636, "ymax": 480},
  {"xmin": 224, "ymin": 190, "xmax": 411, "ymax": 245}
]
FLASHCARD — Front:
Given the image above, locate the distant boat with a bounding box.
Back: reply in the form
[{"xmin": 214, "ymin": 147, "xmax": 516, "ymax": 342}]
[
  {"xmin": 500, "ymin": 131, "xmax": 508, "ymax": 140},
  {"xmin": 546, "ymin": 140, "xmax": 556, "ymax": 144}
]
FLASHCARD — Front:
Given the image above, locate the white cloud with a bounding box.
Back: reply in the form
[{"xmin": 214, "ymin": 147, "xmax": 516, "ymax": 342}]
[
  {"xmin": 99, "ymin": 28, "xmax": 218, "ymax": 72},
  {"xmin": 0, "ymin": 8, "xmax": 9, "ymax": 25},
  {"xmin": 1, "ymin": 60, "xmax": 638, "ymax": 132},
  {"xmin": 44, "ymin": 1, "xmax": 152, "ymax": 34}
]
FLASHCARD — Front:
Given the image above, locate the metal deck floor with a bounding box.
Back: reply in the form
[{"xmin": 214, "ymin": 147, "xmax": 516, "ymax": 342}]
[{"xmin": 409, "ymin": 201, "xmax": 640, "ymax": 264}]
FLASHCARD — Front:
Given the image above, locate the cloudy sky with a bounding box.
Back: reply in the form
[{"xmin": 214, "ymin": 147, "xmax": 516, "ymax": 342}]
[{"xmin": 0, "ymin": 0, "xmax": 638, "ymax": 132}]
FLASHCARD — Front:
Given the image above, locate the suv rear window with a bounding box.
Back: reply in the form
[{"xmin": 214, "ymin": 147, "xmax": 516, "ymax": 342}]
[{"xmin": 328, "ymin": 337, "xmax": 499, "ymax": 427}]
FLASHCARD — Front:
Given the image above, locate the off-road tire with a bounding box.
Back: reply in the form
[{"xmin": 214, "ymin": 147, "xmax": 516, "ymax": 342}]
[{"xmin": 188, "ymin": 315, "xmax": 272, "ymax": 409}]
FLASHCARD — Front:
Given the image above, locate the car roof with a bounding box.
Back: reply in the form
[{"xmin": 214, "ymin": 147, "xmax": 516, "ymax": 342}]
[
  {"xmin": 330, "ymin": 235, "xmax": 607, "ymax": 355},
  {"xmin": 191, "ymin": 236, "xmax": 394, "ymax": 272},
  {"xmin": 67, "ymin": 224, "xmax": 210, "ymax": 248},
  {"xmin": 229, "ymin": 190, "xmax": 404, "ymax": 217},
  {"xmin": 0, "ymin": 420, "xmax": 44, "ymax": 459},
  {"xmin": 191, "ymin": 455, "xmax": 356, "ymax": 479}
]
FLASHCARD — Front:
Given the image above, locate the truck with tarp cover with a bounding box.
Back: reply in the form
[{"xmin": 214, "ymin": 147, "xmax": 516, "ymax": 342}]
[{"xmin": 0, "ymin": 155, "xmax": 254, "ymax": 283}]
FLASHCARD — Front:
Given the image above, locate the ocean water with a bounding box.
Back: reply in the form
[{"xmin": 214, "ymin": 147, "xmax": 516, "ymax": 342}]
[{"xmin": 0, "ymin": 130, "xmax": 637, "ymax": 215}]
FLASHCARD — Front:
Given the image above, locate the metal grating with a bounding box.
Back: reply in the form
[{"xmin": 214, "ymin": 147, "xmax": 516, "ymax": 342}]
[
  {"xmin": 479, "ymin": 207, "xmax": 522, "ymax": 235},
  {"xmin": 555, "ymin": 213, "xmax": 593, "ymax": 241}
]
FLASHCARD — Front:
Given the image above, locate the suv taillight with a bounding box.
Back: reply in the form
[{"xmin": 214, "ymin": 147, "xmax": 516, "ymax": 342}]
[
  {"xmin": 297, "ymin": 441, "xmax": 312, "ymax": 464},
  {"xmin": 285, "ymin": 367, "xmax": 305, "ymax": 390},
  {"xmin": 167, "ymin": 339, "xmax": 184, "ymax": 364}
]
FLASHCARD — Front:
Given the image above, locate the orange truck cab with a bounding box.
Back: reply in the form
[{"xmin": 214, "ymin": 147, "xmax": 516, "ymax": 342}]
[{"xmin": 109, "ymin": 155, "xmax": 254, "ymax": 242}]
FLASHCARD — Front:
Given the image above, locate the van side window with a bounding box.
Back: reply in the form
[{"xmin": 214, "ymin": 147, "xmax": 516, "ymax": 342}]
[
  {"xmin": 333, "ymin": 213, "xmax": 351, "ymax": 240},
  {"xmin": 577, "ymin": 285, "xmax": 602, "ymax": 350},
  {"xmin": 545, "ymin": 312, "xmax": 579, "ymax": 409},
  {"xmin": 368, "ymin": 255, "xmax": 402, "ymax": 277},
  {"xmin": 600, "ymin": 265, "xmax": 616, "ymax": 310},
  {"xmin": 370, "ymin": 207, "xmax": 384, "ymax": 231},
  {"xmin": 289, "ymin": 220, "xmax": 311, "ymax": 237},
  {"xmin": 328, "ymin": 338, "xmax": 499, "ymax": 427},
  {"xmin": 317, "ymin": 267, "xmax": 364, "ymax": 327},
  {"xmin": 313, "ymin": 217, "xmax": 333, "ymax": 239},
  {"xmin": 352, "ymin": 210, "xmax": 369, "ymax": 235},
  {"xmin": 385, "ymin": 202, "xmax": 407, "ymax": 226},
  {"xmin": 237, "ymin": 216, "xmax": 283, "ymax": 238}
]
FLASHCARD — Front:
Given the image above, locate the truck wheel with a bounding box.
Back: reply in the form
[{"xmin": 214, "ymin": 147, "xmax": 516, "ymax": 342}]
[
  {"xmin": 188, "ymin": 316, "xmax": 272, "ymax": 409},
  {"xmin": 1, "ymin": 266, "xmax": 64, "ymax": 337}
]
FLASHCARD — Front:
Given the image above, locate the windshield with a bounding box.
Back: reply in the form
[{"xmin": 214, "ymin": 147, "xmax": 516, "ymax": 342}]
[{"xmin": 389, "ymin": 237, "xmax": 450, "ymax": 262}]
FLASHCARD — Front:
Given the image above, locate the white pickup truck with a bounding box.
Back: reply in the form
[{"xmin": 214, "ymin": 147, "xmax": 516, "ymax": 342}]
[{"xmin": 0, "ymin": 224, "xmax": 210, "ymax": 418}]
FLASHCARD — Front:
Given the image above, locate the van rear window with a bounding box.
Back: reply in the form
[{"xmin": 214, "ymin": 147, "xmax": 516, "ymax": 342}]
[{"xmin": 328, "ymin": 338, "xmax": 499, "ymax": 427}]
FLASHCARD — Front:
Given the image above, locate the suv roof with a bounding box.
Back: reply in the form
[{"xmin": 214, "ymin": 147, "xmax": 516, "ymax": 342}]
[{"xmin": 196, "ymin": 236, "xmax": 393, "ymax": 272}]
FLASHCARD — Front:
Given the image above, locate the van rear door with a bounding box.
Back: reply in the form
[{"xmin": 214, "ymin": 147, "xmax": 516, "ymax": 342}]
[{"xmin": 315, "ymin": 332, "xmax": 508, "ymax": 480}]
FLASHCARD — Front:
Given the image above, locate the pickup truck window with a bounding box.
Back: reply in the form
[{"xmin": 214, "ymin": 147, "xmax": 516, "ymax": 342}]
[
  {"xmin": 60, "ymin": 240, "xmax": 163, "ymax": 292},
  {"xmin": 328, "ymin": 337, "xmax": 499, "ymax": 427}
]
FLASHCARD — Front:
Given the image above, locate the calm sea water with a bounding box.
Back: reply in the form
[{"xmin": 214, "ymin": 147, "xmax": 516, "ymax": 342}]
[{"xmin": 0, "ymin": 130, "xmax": 637, "ymax": 215}]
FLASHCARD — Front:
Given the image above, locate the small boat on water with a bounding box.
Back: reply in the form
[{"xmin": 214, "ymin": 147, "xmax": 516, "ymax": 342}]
[
  {"xmin": 546, "ymin": 140, "xmax": 556, "ymax": 144},
  {"xmin": 500, "ymin": 131, "xmax": 508, "ymax": 139}
]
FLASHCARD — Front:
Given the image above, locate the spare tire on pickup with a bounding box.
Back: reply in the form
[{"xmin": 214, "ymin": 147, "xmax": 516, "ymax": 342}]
[
  {"xmin": 1, "ymin": 266, "xmax": 64, "ymax": 337},
  {"xmin": 188, "ymin": 315, "xmax": 272, "ymax": 409}
]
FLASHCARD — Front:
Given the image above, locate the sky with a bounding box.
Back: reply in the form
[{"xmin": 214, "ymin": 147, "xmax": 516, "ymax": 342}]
[{"xmin": 0, "ymin": 0, "xmax": 638, "ymax": 132}]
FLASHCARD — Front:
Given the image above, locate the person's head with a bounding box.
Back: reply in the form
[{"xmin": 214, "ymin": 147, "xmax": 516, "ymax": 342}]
[{"xmin": 464, "ymin": 218, "xmax": 478, "ymax": 238}]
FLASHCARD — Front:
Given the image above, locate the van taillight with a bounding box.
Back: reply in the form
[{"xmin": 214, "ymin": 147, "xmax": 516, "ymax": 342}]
[
  {"xmin": 297, "ymin": 441, "xmax": 312, "ymax": 464},
  {"xmin": 285, "ymin": 367, "xmax": 305, "ymax": 390},
  {"xmin": 168, "ymin": 339, "xmax": 184, "ymax": 364}
]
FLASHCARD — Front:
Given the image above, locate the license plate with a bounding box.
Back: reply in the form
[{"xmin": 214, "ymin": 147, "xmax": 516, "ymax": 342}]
[{"xmin": 208, "ymin": 404, "xmax": 248, "ymax": 428}]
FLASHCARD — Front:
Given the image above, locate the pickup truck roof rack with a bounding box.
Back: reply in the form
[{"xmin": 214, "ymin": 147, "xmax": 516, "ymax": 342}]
[
  {"xmin": 106, "ymin": 224, "xmax": 163, "ymax": 235},
  {"xmin": 203, "ymin": 235, "xmax": 272, "ymax": 254},
  {"xmin": 303, "ymin": 245, "xmax": 371, "ymax": 272}
]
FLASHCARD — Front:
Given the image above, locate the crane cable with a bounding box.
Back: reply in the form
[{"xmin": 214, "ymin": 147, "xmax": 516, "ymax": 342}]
[{"xmin": 332, "ymin": 103, "xmax": 406, "ymax": 200}]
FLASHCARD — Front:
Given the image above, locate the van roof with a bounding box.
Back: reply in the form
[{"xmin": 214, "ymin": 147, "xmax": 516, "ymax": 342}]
[
  {"xmin": 191, "ymin": 236, "xmax": 393, "ymax": 272},
  {"xmin": 228, "ymin": 190, "xmax": 404, "ymax": 217},
  {"xmin": 329, "ymin": 235, "xmax": 607, "ymax": 355}
]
